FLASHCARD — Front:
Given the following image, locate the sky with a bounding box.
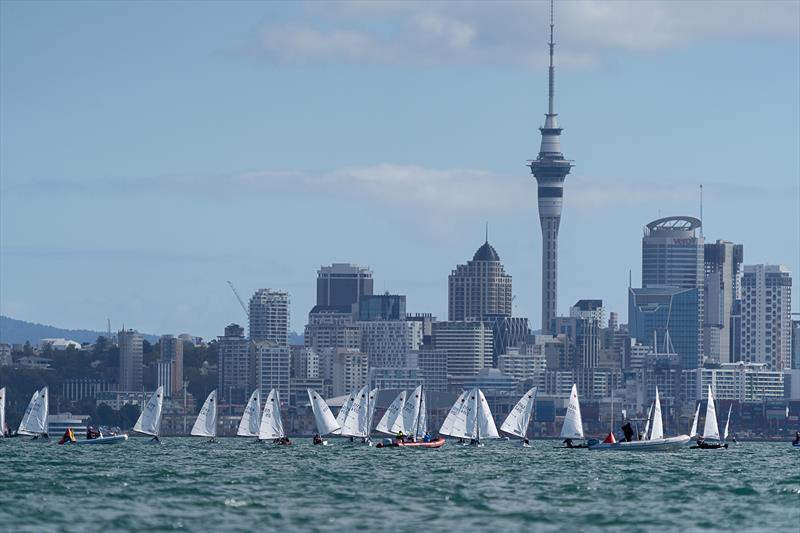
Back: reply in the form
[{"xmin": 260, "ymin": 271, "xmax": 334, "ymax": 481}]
[{"xmin": 1, "ymin": 0, "xmax": 798, "ymax": 339}]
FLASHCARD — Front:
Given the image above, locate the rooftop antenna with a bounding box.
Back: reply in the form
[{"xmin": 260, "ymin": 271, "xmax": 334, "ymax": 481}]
[
  {"xmin": 485, "ymin": 221, "xmax": 489, "ymax": 243},
  {"xmin": 628, "ymin": 269, "xmax": 632, "ymax": 289}
]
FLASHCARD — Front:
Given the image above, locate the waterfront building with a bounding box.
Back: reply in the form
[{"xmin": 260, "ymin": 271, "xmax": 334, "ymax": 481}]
[
  {"xmin": 118, "ymin": 329, "xmax": 143, "ymax": 392},
  {"xmin": 158, "ymin": 335, "xmax": 184, "ymax": 398},
  {"xmin": 369, "ymin": 367, "xmax": 424, "ymax": 391},
  {"xmin": 256, "ymin": 341, "xmax": 291, "ymax": 406},
  {"xmin": 641, "ymin": 216, "xmax": 704, "ymax": 369},
  {"xmin": 303, "ymin": 306, "xmax": 361, "ymax": 360},
  {"xmin": 290, "ymin": 345, "xmax": 319, "ymax": 379},
  {"xmin": 316, "ymin": 263, "xmax": 373, "ymax": 309},
  {"xmin": 358, "ymin": 293, "xmax": 406, "ymax": 321},
  {"xmin": 432, "ymin": 321, "xmax": 493, "ymax": 378},
  {"xmin": 528, "ymin": 8, "xmax": 573, "ymax": 331},
  {"xmin": 497, "ymin": 346, "xmax": 545, "ymax": 383},
  {"xmin": 629, "ymin": 286, "xmax": 702, "ymax": 370},
  {"xmin": 415, "ymin": 347, "xmax": 448, "ymax": 392},
  {"xmin": 703, "ymin": 241, "xmax": 743, "ymax": 364},
  {"xmin": 62, "ymin": 378, "xmax": 115, "ymax": 403},
  {"xmin": 741, "ymin": 265, "xmax": 792, "ymax": 371},
  {"xmin": 249, "ymin": 289, "xmax": 290, "ymax": 345},
  {"xmin": 358, "ymin": 320, "xmax": 422, "ymax": 368},
  {"xmin": 448, "ymin": 240, "xmax": 512, "ymax": 322},
  {"xmin": 683, "ymin": 362, "xmax": 785, "ymax": 401},
  {"xmin": 332, "ymin": 348, "xmax": 368, "ymax": 397},
  {"xmin": 217, "ymin": 324, "xmax": 255, "ymax": 404}
]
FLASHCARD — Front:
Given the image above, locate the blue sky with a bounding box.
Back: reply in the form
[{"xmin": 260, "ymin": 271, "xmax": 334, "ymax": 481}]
[{"xmin": 1, "ymin": 0, "xmax": 798, "ymax": 338}]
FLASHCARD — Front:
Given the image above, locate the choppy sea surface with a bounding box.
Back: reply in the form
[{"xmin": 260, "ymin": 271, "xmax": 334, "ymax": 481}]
[{"xmin": 1, "ymin": 438, "xmax": 798, "ymax": 532}]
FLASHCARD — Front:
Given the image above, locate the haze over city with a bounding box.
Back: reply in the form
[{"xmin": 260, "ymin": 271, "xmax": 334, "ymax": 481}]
[{"xmin": 1, "ymin": 0, "xmax": 798, "ymax": 338}]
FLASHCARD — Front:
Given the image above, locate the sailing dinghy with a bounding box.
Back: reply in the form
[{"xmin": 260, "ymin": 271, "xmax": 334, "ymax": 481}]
[
  {"xmin": 307, "ymin": 389, "xmax": 340, "ymax": 445},
  {"xmin": 376, "ymin": 385, "xmax": 443, "ymax": 448},
  {"xmin": 18, "ymin": 387, "xmax": 49, "ymax": 440},
  {"xmin": 191, "ymin": 390, "xmax": 218, "ymax": 442},
  {"xmin": 558, "ymin": 384, "xmax": 586, "ymax": 448},
  {"xmin": 500, "ymin": 387, "xmax": 537, "ymax": 447},
  {"xmin": 690, "ymin": 386, "xmax": 728, "ymax": 449},
  {"xmin": 438, "ymin": 387, "xmax": 498, "ymax": 447},
  {"xmin": 133, "ymin": 386, "xmax": 165, "ymax": 443},
  {"xmin": 259, "ymin": 389, "xmax": 290, "ymax": 444},
  {"xmin": 590, "ymin": 387, "xmax": 690, "ymax": 451},
  {"xmin": 375, "ymin": 390, "xmax": 407, "ymax": 437},
  {"xmin": 237, "ymin": 389, "xmax": 262, "ymax": 440},
  {"xmin": 341, "ymin": 386, "xmax": 376, "ymax": 445}
]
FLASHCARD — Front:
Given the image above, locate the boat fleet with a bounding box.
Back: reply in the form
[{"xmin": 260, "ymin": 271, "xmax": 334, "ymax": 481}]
[{"xmin": 2, "ymin": 383, "xmax": 798, "ymax": 449}]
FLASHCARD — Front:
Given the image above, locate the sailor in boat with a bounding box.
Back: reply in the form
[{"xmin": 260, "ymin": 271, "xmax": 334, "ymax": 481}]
[
  {"xmin": 793, "ymin": 431, "xmax": 800, "ymax": 445},
  {"xmin": 423, "ymin": 432, "xmax": 432, "ymax": 443},
  {"xmin": 395, "ymin": 430, "xmax": 405, "ymax": 443},
  {"xmin": 469, "ymin": 438, "xmax": 481, "ymax": 446},
  {"xmin": 58, "ymin": 428, "xmax": 77, "ymax": 444},
  {"xmin": 621, "ymin": 422, "xmax": 634, "ymax": 443},
  {"xmin": 86, "ymin": 426, "xmax": 101, "ymax": 440},
  {"xmin": 522, "ymin": 437, "xmax": 530, "ymax": 446},
  {"xmin": 274, "ymin": 436, "xmax": 292, "ymax": 445},
  {"xmin": 150, "ymin": 435, "xmax": 161, "ymax": 443},
  {"xmin": 312, "ymin": 433, "xmax": 323, "ymax": 445},
  {"xmin": 563, "ymin": 438, "xmax": 574, "ymax": 448}
]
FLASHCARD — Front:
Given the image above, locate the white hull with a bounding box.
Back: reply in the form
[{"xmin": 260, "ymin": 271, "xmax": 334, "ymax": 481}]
[
  {"xmin": 71, "ymin": 435, "xmax": 128, "ymax": 445},
  {"xmin": 590, "ymin": 435, "xmax": 690, "ymax": 451}
]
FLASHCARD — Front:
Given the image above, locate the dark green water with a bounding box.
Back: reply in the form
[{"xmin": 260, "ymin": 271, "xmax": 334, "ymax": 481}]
[{"xmin": 1, "ymin": 438, "xmax": 798, "ymax": 532}]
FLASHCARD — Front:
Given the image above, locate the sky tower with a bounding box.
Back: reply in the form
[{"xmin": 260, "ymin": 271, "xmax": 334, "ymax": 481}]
[{"xmin": 528, "ymin": 0, "xmax": 573, "ymax": 332}]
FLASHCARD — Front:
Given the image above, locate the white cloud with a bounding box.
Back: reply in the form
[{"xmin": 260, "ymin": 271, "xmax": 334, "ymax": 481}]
[{"xmin": 230, "ymin": 0, "xmax": 799, "ymax": 67}]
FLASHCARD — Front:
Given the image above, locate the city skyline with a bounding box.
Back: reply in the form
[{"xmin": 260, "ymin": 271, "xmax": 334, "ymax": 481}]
[{"xmin": 1, "ymin": 1, "xmax": 798, "ymax": 338}]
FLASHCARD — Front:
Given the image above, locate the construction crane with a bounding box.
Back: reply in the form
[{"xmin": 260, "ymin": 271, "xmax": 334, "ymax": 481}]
[{"xmin": 227, "ymin": 281, "xmax": 249, "ymax": 320}]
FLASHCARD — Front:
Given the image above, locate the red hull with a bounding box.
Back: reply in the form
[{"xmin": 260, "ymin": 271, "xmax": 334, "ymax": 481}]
[{"xmin": 397, "ymin": 437, "xmax": 445, "ymax": 448}]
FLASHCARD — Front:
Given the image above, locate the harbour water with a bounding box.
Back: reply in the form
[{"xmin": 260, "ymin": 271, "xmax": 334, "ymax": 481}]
[{"xmin": 1, "ymin": 438, "xmax": 798, "ymax": 532}]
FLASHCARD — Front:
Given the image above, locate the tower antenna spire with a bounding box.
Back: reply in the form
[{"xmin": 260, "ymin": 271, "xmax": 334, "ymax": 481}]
[
  {"xmin": 699, "ymin": 184, "xmax": 704, "ymax": 238},
  {"xmin": 485, "ymin": 221, "xmax": 489, "ymax": 243},
  {"xmin": 548, "ymin": 0, "xmax": 555, "ymax": 115}
]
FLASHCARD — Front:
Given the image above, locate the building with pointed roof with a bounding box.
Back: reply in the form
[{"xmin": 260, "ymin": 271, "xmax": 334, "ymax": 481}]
[{"xmin": 448, "ymin": 240, "xmax": 513, "ymax": 322}]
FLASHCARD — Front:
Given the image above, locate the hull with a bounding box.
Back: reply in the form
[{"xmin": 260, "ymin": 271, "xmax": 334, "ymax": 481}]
[
  {"xmin": 72, "ymin": 435, "xmax": 128, "ymax": 445},
  {"xmin": 590, "ymin": 435, "xmax": 690, "ymax": 451},
  {"xmin": 376, "ymin": 437, "xmax": 445, "ymax": 449},
  {"xmin": 792, "ymin": 442, "xmax": 800, "ymax": 448}
]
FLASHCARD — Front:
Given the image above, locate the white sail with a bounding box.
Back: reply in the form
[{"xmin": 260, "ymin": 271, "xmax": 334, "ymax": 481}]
[
  {"xmin": 259, "ymin": 389, "xmax": 285, "ymax": 440},
  {"xmin": 650, "ymin": 387, "xmax": 664, "ymax": 441},
  {"xmin": 477, "ymin": 388, "xmax": 499, "ymax": 439},
  {"xmin": 332, "ymin": 391, "xmax": 356, "ymax": 435},
  {"xmin": 439, "ymin": 389, "xmax": 471, "ymax": 438},
  {"xmin": 723, "ymin": 404, "xmax": 732, "ymax": 441},
  {"xmin": 375, "ymin": 390, "xmax": 407, "ymax": 435},
  {"xmin": 367, "ymin": 388, "xmax": 378, "ymax": 435},
  {"xmin": 643, "ymin": 402, "xmax": 653, "ymax": 440},
  {"xmin": 415, "ymin": 392, "xmax": 428, "ymax": 440},
  {"xmin": 307, "ymin": 389, "xmax": 340, "ymax": 436},
  {"xmin": 133, "ymin": 386, "xmax": 164, "ymax": 437},
  {"xmin": 341, "ymin": 386, "xmax": 369, "ymax": 437},
  {"xmin": 500, "ymin": 387, "xmax": 537, "ymax": 439},
  {"xmin": 401, "ymin": 386, "xmax": 423, "ymax": 436},
  {"xmin": 237, "ymin": 389, "xmax": 262, "ymax": 437},
  {"xmin": 464, "ymin": 388, "xmax": 479, "ymax": 439},
  {"xmin": 191, "ymin": 390, "xmax": 218, "ymax": 438},
  {"xmin": 559, "ymin": 384, "xmax": 584, "ymax": 440},
  {"xmin": 0, "ymin": 387, "xmax": 5, "ymax": 437},
  {"xmin": 702, "ymin": 385, "xmax": 720, "ymax": 441},
  {"xmin": 18, "ymin": 387, "xmax": 48, "ymax": 436},
  {"xmin": 689, "ymin": 402, "xmax": 701, "ymax": 438}
]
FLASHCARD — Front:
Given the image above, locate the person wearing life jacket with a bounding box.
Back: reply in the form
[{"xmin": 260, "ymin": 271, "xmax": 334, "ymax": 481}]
[
  {"xmin": 395, "ymin": 430, "xmax": 405, "ymax": 443},
  {"xmin": 312, "ymin": 433, "xmax": 323, "ymax": 445},
  {"xmin": 621, "ymin": 422, "xmax": 634, "ymax": 443},
  {"xmin": 86, "ymin": 426, "xmax": 101, "ymax": 440},
  {"xmin": 794, "ymin": 431, "xmax": 800, "ymax": 445},
  {"xmin": 563, "ymin": 438, "xmax": 574, "ymax": 448},
  {"xmin": 58, "ymin": 428, "xmax": 76, "ymax": 444}
]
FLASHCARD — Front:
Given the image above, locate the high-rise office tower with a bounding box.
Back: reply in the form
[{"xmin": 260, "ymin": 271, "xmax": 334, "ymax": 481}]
[
  {"xmin": 432, "ymin": 321, "xmax": 493, "ymax": 378},
  {"xmin": 792, "ymin": 318, "xmax": 800, "ymax": 370},
  {"xmin": 448, "ymin": 240, "xmax": 512, "ymax": 321},
  {"xmin": 118, "ymin": 329, "xmax": 143, "ymax": 391},
  {"xmin": 158, "ymin": 334, "xmax": 184, "ymax": 398},
  {"xmin": 358, "ymin": 320, "xmax": 423, "ymax": 368},
  {"xmin": 641, "ymin": 216, "xmax": 704, "ymax": 368},
  {"xmin": 359, "ymin": 294, "xmax": 406, "ymax": 321},
  {"xmin": 249, "ymin": 289, "xmax": 290, "ymax": 345},
  {"xmin": 217, "ymin": 324, "xmax": 255, "ymax": 403},
  {"xmin": 703, "ymin": 241, "xmax": 743, "ymax": 364},
  {"xmin": 255, "ymin": 341, "xmax": 291, "ymax": 406},
  {"xmin": 316, "ymin": 263, "xmax": 373, "ymax": 309},
  {"xmin": 741, "ymin": 265, "xmax": 792, "ymax": 371},
  {"xmin": 528, "ymin": 2, "xmax": 572, "ymax": 331}
]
